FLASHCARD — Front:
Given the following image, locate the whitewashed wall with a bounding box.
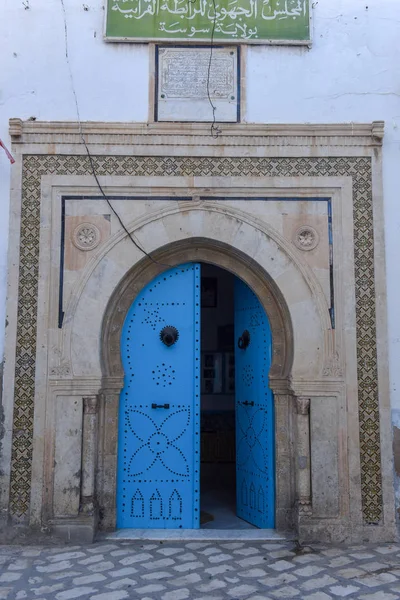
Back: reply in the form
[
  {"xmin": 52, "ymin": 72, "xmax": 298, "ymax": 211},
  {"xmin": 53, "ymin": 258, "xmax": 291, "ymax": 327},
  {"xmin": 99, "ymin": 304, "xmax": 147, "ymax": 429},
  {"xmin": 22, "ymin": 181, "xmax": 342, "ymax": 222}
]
[{"xmin": 1, "ymin": 0, "xmax": 400, "ymax": 495}]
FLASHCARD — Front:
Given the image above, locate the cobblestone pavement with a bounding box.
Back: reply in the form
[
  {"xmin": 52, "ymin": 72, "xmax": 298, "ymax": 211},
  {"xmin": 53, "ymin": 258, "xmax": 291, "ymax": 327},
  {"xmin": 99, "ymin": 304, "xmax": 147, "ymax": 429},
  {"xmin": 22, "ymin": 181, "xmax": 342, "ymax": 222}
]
[{"xmin": 1, "ymin": 540, "xmax": 400, "ymax": 599}]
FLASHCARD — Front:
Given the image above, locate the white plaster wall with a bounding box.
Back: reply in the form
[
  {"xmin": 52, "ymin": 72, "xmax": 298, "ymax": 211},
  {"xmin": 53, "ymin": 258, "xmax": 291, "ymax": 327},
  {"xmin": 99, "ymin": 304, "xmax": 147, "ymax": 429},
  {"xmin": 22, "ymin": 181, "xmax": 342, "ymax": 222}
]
[{"xmin": 1, "ymin": 2, "xmax": 399, "ymax": 423}]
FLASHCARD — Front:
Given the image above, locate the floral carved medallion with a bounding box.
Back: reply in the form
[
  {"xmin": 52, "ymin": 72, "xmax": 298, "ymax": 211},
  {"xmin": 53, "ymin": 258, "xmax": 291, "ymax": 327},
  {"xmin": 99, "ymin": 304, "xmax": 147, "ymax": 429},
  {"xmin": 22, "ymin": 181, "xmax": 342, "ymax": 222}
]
[
  {"xmin": 72, "ymin": 222, "xmax": 101, "ymax": 251},
  {"xmin": 293, "ymin": 225, "xmax": 319, "ymax": 251}
]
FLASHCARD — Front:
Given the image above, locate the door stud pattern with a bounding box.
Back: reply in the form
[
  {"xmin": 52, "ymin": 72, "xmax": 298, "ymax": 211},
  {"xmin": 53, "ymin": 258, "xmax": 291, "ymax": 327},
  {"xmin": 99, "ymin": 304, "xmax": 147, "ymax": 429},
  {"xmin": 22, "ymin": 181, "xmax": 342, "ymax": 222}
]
[
  {"xmin": 242, "ymin": 364, "xmax": 255, "ymax": 386},
  {"xmin": 150, "ymin": 489, "xmax": 163, "ymax": 519},
  {"xmin": 126, "ymin": 407, "xmax": 191, "ymax": 478},
  {"xmin": 169, "ymin": 489, "xmax": 183, "ymax": 520},
  {"xmin": 131, "ymin": 489, "xmax": 144, "ymax": 518},
  {"xmin": 130, "ymin": 488, "xmax": 183, "ymax": 521},
  {"xmin": 117, "ymin": 263, "xmax": 200, "ymax": 529},
  {"xmin": 237, "ymin": 407, "xmax": 268, "ymax": 473},
  {"xmin": 240, "ymin": 481, "xmax": 265, "ymax": 513},
  {"xmin": 152, "ymin": 363, "xmax": 176, "ymax": 387},
  {"xmin": 235, "ymin": 278, "xmax": 275, "ymax": 528}
]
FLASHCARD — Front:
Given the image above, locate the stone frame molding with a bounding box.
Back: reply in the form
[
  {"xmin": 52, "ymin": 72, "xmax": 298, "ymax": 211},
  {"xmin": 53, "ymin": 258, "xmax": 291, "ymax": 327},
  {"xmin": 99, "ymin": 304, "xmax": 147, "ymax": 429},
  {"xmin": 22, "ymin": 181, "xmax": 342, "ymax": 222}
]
[
  {"xmin": 100, "ymin": 237, "xmax": 298, "ymax": 532},
  {"xmin": 0, "ymin": 119, "xmax": 395, "ymax": 543}
]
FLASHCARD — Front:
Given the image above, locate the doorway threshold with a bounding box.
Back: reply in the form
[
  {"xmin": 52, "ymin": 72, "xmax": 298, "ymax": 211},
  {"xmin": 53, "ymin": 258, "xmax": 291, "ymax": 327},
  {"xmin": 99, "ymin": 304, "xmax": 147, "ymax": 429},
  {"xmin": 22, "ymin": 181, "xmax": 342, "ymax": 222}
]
[{"xmin": 99, "ymin": 529, "xmax": 294, "ymax": 542}]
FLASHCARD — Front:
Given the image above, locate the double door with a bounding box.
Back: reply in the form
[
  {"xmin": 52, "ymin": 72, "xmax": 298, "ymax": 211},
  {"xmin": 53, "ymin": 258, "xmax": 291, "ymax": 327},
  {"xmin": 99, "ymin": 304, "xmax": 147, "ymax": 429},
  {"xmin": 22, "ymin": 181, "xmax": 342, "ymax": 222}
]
[{"xmin": 116, "ymin": 263, "xmax": 274, "ymax": 529}]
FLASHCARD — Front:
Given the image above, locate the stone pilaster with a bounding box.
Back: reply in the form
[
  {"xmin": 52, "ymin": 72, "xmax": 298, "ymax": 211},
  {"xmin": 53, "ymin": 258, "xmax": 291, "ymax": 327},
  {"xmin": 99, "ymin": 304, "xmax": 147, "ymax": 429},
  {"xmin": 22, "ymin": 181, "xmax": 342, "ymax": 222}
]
[
  {"xmin": 80, "ymin": 395, "xmax": 99, "ymax": 515},
  {"xmin": 295, "ymin": 396, "xmax": 312, "ymax": 515}
]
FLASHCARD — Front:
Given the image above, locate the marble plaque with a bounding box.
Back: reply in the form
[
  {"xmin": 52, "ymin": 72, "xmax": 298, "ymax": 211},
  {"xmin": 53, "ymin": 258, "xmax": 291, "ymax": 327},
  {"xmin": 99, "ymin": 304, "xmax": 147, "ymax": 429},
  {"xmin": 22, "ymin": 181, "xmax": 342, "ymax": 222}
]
[{"xmin": 156, "ymin": 46, "xmax": 239, "ymax": 123}]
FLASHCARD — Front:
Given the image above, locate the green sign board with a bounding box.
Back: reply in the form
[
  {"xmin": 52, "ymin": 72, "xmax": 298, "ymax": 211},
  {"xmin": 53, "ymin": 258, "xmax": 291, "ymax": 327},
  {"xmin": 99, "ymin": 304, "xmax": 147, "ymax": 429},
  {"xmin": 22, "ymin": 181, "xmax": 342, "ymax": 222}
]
[{"xmin": 105, "ymin": 0, "xmax": 310, "ymax": 43}]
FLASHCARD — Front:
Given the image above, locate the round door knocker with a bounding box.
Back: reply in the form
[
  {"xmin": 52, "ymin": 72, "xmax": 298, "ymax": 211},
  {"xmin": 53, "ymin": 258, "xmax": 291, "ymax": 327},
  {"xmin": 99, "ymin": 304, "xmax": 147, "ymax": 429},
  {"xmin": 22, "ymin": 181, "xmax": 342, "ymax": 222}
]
[
  {"xmin": 238, "ymin": 329, "xmax": 250, "ymax": 350},
  {"xmin": 160, "ymin": 325, "xmax": 179, "ymax": 347}
]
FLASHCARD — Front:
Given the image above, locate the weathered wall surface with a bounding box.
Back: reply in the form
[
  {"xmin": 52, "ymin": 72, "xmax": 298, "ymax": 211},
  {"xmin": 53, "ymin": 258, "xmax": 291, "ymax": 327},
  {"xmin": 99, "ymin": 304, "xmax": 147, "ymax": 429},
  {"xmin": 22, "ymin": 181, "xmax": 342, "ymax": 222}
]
[{"xmin": 1, "ymin": 0, "xmax": 400, "ymax": 518}]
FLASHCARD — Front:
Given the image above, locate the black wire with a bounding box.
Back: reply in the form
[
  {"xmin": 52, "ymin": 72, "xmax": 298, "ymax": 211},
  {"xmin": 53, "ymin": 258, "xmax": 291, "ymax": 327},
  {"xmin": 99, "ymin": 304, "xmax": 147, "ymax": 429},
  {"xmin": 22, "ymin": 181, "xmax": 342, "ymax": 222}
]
[
  {"xmin": 82, "ymin": 145, "xmax": 172, "ymax": 267},
  {"xmin": 59, "ymin": 0, "xmax": 171, "ymax": 268},
  {"xmin": 206, "ymin": 0, "xmax": 222, "ymax": 138},
  {"xmin": 186, "ymin": 0, "xmax": 221, "ymax": 138},
  {"xmin": 61, "ymin": 0, "xmax": 219, "ymax": 270}
]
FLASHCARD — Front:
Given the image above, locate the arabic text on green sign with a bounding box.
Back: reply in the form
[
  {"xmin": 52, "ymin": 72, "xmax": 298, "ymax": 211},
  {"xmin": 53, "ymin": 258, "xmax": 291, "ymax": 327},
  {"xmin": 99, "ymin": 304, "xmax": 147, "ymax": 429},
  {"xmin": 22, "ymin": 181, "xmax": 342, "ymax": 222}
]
[{"xmin": 106, "ymin": 0, "xmax": 310, "ymax": 43}]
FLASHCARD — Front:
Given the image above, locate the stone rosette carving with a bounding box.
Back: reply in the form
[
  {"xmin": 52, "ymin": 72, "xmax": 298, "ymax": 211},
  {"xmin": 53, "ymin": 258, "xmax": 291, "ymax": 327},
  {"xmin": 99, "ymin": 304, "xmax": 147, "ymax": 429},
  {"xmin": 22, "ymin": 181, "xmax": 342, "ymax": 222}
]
[
  {"xmin": 293, "ymin": 225, "xmax": 319, "ymax": 251},
  {"xmin": 72, "ymin": 222, "xmax": 101, "ymax": 251}
]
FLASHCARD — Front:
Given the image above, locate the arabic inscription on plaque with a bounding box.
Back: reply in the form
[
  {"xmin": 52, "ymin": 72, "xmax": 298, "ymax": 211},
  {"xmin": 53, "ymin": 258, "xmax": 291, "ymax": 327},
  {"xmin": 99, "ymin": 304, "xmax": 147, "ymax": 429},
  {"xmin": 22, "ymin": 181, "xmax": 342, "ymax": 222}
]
[
  {"xmin": 106, "ymin": 0, "xmax": 310, "ymax": 43},
  {"xmin": 161, "ymin": 50, "xmax": 235, "ymax": 99},
  {"xmin": 157, "ymin": 47, "xmax": 238, "ymax": 122}
]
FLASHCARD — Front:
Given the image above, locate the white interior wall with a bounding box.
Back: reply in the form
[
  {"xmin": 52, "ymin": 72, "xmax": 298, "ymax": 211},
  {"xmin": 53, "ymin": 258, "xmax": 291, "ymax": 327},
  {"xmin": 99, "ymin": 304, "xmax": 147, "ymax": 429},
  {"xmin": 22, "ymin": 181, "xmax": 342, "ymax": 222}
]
[
  {"xmin": 1, "ymin": 1, "xmax": 399, "ymax": 425},
  {"xmin": 201, "ymin": 264, "xmax": 235, "ymax": 412}
]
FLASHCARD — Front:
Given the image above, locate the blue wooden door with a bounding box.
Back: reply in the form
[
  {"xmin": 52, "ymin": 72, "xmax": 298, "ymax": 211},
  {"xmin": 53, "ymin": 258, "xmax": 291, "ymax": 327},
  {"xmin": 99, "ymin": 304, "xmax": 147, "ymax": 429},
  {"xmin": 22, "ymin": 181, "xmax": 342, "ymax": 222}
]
[
  {"xmin": 234, "ymin": 277, "xmax": 275, "ymax": 528},
  {"xmin": 117, "ymin": 263, "xmax": 201, "ymax": 529}
]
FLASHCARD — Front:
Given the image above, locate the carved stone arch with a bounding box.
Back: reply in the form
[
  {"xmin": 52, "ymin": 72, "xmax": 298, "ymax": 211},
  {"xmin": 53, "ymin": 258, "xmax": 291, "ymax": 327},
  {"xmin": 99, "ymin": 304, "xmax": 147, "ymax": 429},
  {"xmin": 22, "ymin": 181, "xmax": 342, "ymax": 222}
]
[
  {"xmin": 101, "ymin": 237, "xmax": 294, "ymax": 385},
  {"xmin": 98, "ymin": 236, "xmax": 297, "ymax": 531}
]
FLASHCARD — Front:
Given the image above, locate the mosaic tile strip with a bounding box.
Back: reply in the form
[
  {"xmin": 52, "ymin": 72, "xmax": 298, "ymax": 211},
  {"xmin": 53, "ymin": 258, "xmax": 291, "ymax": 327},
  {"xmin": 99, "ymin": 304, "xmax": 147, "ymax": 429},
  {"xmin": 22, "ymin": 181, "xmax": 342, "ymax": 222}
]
[{"xmin": 10, "ymin": 154, "xmax": 381, "ymax": 523}]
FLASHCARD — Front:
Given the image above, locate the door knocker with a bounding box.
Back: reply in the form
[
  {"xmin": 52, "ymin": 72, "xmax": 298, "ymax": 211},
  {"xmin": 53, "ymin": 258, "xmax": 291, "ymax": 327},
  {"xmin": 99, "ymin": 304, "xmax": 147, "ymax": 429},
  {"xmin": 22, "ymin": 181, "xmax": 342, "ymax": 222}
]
[
  {"xmin": 238, "ymin": 329, "xmax": 250, "ymax": 350},
  {"xmin": 160, "ymin": 325, "xmax": 179, "ymax": 347}
]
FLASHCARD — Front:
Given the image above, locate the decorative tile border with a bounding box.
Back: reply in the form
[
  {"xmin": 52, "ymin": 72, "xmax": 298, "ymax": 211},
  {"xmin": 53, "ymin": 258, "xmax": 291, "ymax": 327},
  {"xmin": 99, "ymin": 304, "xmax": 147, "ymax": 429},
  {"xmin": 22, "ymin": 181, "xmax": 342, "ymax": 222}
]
[{"xmin": 10, "ymin": 154, "xmax": 382, "ymax": 524}]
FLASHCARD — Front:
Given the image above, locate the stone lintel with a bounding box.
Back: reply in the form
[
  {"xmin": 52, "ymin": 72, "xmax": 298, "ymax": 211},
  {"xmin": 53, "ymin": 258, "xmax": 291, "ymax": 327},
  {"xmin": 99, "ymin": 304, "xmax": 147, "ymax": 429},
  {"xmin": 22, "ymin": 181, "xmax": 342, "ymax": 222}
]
[{"xmin": 8, "ymin": 118, "xmax": 384, "ymax": 147}]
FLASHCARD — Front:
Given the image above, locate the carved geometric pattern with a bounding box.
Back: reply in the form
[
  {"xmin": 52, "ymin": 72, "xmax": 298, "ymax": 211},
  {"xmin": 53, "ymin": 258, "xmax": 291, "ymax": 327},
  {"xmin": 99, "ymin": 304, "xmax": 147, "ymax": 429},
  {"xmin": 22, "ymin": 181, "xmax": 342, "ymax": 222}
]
[{"xmin": 10, "ymin": 154, "xmax": 381, "ymax": 525}]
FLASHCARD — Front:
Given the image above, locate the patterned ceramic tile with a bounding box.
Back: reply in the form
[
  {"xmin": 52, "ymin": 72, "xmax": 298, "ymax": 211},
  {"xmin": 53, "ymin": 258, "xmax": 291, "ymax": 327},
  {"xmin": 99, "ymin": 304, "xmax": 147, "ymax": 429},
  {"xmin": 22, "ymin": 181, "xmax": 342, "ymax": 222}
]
[{"xmin": 9, "ymin": 155, "xmax": 381, "ymax": 524}]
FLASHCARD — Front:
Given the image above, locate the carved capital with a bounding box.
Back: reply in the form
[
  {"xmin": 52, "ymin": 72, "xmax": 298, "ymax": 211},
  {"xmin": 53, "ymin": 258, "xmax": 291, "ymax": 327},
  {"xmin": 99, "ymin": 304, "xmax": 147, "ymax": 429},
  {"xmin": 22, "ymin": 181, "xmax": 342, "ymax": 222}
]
[
  {"xmin": 83, "ymin": 396, "xmax": 99, "ymax": 415},
  {"xmin": 296, "ymin": 396, "xmax": 310, "ymax": 415}
]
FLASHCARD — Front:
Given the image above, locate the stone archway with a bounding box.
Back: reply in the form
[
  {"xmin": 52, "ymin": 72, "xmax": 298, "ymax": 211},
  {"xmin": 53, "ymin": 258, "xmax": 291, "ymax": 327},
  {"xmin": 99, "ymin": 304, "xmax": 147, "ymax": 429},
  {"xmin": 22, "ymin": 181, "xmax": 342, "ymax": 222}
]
[
  {"xmin": 98, "ymin": 237, "xmax": 298, "ymax": 532},
  {"xmin": 102, "ymin": 238, "xmax": 294, "ymax": 382},
  {"xmin": 3, "ymin": 122, "xmax": 392, "ymax": 543},
  {"xmin": 46, "ymin": 202, "xmax": 331, "ymax": 537}
]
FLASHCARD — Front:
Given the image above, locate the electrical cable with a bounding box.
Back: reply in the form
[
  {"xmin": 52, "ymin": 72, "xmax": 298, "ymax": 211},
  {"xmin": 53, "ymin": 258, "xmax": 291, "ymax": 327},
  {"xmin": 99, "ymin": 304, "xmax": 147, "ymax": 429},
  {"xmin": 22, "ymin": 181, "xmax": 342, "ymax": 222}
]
[
  {"xmin": 206, "ymin": 0, "xmax": 222, "ymax": 138},
  {"xmin": 59, "ymin": 0, "xmax": 171, "ymax": 268},
  {"xmin": 60, "ymin": 0, "xmax": 220, "ymax": 266},
  {"xmin": 186, "ymin": 0, "xmax": 220, "ymax": 137}
]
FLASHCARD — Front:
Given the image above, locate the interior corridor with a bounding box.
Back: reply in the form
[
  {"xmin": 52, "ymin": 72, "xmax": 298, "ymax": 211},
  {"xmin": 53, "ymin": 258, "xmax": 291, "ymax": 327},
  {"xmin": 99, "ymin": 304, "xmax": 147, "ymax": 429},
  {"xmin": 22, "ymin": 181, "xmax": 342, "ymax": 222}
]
[{"xmin": 200, "ymin": 264, "xmax": 256, "ymax": 530}]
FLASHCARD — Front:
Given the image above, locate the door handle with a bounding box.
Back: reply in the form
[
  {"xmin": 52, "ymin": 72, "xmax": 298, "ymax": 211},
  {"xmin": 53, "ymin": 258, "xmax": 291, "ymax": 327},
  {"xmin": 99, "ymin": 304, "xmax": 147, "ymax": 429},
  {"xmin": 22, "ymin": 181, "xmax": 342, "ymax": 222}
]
[
  {"xmin": 239, "ymin": 400, "xmax": 254, "ymax": 407},
  {"xmin": 160, "ymin": 326, "xmax": 179, "ymax": 347},
  {"xmin": 238, "ymin": 330, "xmax": 250, "ymax": 349},
  {"xmin": 151, "ymin": 403, "xmax": 170, "ymax": 409}
]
